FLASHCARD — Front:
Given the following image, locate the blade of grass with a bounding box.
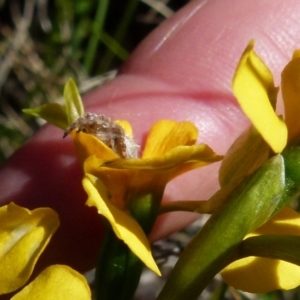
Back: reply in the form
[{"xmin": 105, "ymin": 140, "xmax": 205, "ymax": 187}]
[
  {"xmin": 83, "ymin": 0, "xmax": 110, "ymax": 74},
  {"xmin": 99, "ymin": 0, "xmax": 139, "ymax": 73},
  {"xmin": 209, "ymin": 282, "xmax": 228, "ymax": 300},
  {"xmin": 98, "ymin": 30, "xmax": 129, "ymax": 61}
]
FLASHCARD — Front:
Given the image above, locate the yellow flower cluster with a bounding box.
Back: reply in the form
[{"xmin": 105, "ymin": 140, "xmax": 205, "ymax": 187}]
[
  {"xmin": 79, "ymin": 120, "xmax": 221, "ymax": 274},
  {"xmin": 0, "ymin": 203, "xmax": 91, "ymax": 299},
  {"xmin": 18, "ymin": 79, "xmax": 222, "ymax": 295},
  {"xmin": 220, "ymin": 41, "xmax": 300, "ymax": 293},
  {"xmin": 8, "ymin": 39, "xmax": 300, "ymax": 297}
]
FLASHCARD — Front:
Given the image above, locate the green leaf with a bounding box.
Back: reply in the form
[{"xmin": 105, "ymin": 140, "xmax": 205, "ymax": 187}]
[
  {"xmin": 63, "ymin": 78, "xmax": 84, "ymax": 124},
  {"xmin": 23, "ymin": 104, "xmax": 68, "ymax": 130},
  {"xmin": 157, "ymin": 155, "xmax": 285, "ymax": 300}
]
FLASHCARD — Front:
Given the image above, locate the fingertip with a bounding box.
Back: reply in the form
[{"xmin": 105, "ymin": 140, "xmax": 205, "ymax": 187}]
[{"xmin": 122, "ymin": 0, "xmax": 300, "ymax": 87}]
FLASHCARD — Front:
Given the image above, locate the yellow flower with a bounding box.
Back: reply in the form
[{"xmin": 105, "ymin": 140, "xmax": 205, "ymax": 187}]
[
  {"xmin": 72, "ymin": 119, "xmax": 222, "ymax": 275},
  {"xmin": 0, "ymin": 203, "xmax": 59, "ymax": 294},
  {"xmin": 221, "ymin": 207, "xmax": 300, "ymax": 293},
  {"xmin": 11, "ymin": 265, "xmax": 91, "ymax": 300},
  {"xmin": 220, "ymin": 40, "xmax": 300, "ymax": 292},
  {"xmin": 0, "ymin": 203, "xmax": 91, "ymax": 299},
  {"xmin": 23, "ymin": 79, "xmax": 222, "ymax": 277}
]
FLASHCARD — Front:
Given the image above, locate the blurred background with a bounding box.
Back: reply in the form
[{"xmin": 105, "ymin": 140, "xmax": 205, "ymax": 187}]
[{"xmin": 0, "ymin": 0, "xmax": 189, "ymax": 165}]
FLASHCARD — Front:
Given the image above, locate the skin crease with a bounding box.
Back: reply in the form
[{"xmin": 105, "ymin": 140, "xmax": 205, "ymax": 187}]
[{"xmin": 1, "ymin": 0, "xmax": 300, "ymax": 279}]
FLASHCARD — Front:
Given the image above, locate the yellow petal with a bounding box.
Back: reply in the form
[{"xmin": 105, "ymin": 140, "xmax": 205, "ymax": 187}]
[
  {"xmin": 254, "ymin": 207, "xmax": 300, "ymax": 235},
  {"xmin": 221, "ymin": 207, "xmax": 300, "ymax": 292},
  {"xmin": 82, "ymin": 174, "xmax": 161, "ymax": 276},
  {"xmin": 292, "ymin": 49, "xmax": 300, "ymax": 59},
  {"xmin": 0, "ymin": 203, "xmax": 59, "ymax": 294},
  {"xmin": 233, "ymin": 40, "xmax": 287, "ymax": 153},
  {"xmin": 222, "ymin": 257, "xmax": 300, "ymax": 293},
  {"xmin": 11, "ymin": 265, "xmax": 91, "ymax": 300},
  {"xmin": 84, "ymin": 155, "xmax": 130, "ymax": 209},
  {"xmin": 84, "ymin": 142, "xmax": 221, "ymax": 209},
  {"xmin": 281, "ymin": 56, "xmax": 300, "ymax": 143},
  {"xmin": 71, "ymin": 131, "xmax": 118, "ymax": 165},
  {"xmin": 83, "ymin": 144, "xmax": 222, "ymax": 212},
  {"xmin": 105, "ymin": 144, "xmax": 222, "ymax": 172},
  {"xmin": 104, "ymin": 144, "xmax": 222, "ymax": 185},
  {"xmin": 142, "ymin": 120, "xmax": 198, "ymax": 158}
]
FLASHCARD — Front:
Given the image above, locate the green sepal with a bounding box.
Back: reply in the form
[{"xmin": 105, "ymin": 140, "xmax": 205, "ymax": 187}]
[
  {"xmin": 23, "ymin": 103, "xmax": 68, "ymax": 130},
  {"xmin": 219, "ymin": 126, "xmax": 269, "ymax": 187},
  {"xmin": 23, "ymin": 78, "xmax": 84, "ymax": 130},
  {"xmin": 279, "ymin": 146, "xmax": 300, "ymax": 210},
  {"xmin": 283, "ymin": 146, "xmax": 300, "ymax": 183},
  {"xmin": 63, "ymin": 78, "xmax": 84, "ymax": 124},
  {"xmin": 157, "ymin": 155, "xmax": 285, "ymax": 300}
]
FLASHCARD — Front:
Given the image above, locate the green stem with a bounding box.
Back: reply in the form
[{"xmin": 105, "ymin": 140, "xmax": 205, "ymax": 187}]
[
  {"xmin": 129, "ymin": 192, "xmax": 163, "ymax": 235},
  {"xmin": 99, "ymin": 30, "xmax": 129, "ymax": 61},
  {"xmin": 95, "ymin": 191, "xmax": 163, "ymax": 300},
  {"xmin": 157, "ymin": 155, "xmax": 285, "ymax": 300},
  {"xmin": 95, "ymin": 221, "xmax": 143, "ymax": 300},
  {"xmin": 159, "ymin": 183, "xmax": 239, "ymax": 215},
  {"xmin": 209, "ymin": 282, "xmax": 228, "ymax": 300},
  {"xmin": 237, "ymin": 235, "xmax": 300, "ymax": 265}
]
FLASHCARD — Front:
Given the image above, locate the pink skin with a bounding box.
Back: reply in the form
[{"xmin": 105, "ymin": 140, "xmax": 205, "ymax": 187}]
[{"xmin": 1, "ymin": 0, "xmax": 300, "ymax": 274}]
